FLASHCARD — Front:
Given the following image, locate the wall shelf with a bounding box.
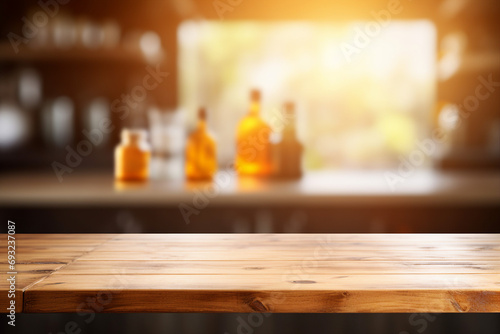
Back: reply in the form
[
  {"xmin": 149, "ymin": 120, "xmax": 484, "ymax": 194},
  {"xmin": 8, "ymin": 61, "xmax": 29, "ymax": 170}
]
[{"xmin": 0, "ymin": 42, "xmax": 162, "ymax": 64}]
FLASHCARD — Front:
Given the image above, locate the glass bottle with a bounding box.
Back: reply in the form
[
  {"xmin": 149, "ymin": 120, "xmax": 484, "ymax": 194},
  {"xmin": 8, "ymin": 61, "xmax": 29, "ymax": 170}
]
[
  {"xmin": 115, "ymin": 129, "xmax": 151, "ymax": 181},
  {"xmin": 275, "ymin": 102, "xmax": 303, "ymax": 179},
  {"xmin": 185, "ymin": 107, "xmax": 217, "ymax": 180},
  {"xmin": 235, "ymin": 89, "xmax": 272, "ymax": 176}
]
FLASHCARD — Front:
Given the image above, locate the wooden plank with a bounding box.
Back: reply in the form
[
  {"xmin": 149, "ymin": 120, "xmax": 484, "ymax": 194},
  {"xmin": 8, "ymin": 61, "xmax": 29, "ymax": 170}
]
[
  {"xmin": 110, "ymin": 233, "xmax": 500, "ymax": 242},
  {"xmin": 0, "ymin": 234, "xmax": 116, "ymax": 251},
  {"xmin": 96, "ymin": 241, "xmax": 500, "ymax": 252},
  {"xmin": 4, "ymin": 233, "xmax": 499, "ymax": 246},
  {"xmin": 10, "ymin": 234, "xmax": 117, "ymax": 240},
  {"xmin": 75, "ymin": 249, "xmax": 500, "ymax": 262},
  {"xmin": 24, "ymin": 274, "xmax": 500, "ymax": 313},
  {"xmin": 0, "ymin": 263, "xmax": 65, "ymax": 275},
  {"xmin": 3, "ymin": 253, "xmax": 87, "ymax": 264},
  {"xmin": 0, "ymin": 234, "xmax": 116, "ymax": 264},
  {"xmin": 57, "ymin": 260, "xmax": 500, "ymax": 275},
  {"xmin": 47, "ymin": 273, "xmax": 487, "ymax": 292}
]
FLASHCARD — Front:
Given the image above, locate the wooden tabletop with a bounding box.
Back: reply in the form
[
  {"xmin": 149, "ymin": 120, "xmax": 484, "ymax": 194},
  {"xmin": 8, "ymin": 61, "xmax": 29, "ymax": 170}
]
[{"xmin": 1, "ymin": 233, "xmax": 500, "ymax": 313}]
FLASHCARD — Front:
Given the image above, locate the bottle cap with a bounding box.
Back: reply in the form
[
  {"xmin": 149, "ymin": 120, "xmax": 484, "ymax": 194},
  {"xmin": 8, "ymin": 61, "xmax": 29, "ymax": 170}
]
[
  {"xmin": 198, "ymin": 107, "xmax": 207, "ymax": 120},
  {"xmin": 121, "ymin": 128, "xmax": 147, "ymax": 143},
  {"xmin": 250, "ymin": 89, "xmax": 261, "ymax": 101},
  {"xmin": 284, "ymin": 102, "xmax": 295, "ymax": 116}
]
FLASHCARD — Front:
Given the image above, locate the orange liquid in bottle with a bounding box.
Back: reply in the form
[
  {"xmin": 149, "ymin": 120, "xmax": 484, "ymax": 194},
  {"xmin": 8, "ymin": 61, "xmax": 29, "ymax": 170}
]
[
  {"xmin": 235, "ymin": 89, "xmax": 272, "ymax": 176},
  {"xmin": 185, "ymin": 108, "xmax": 217, "ymax": 180},
  {"xmin": 115, "ymin": 129, "xmax": 151, "ymax": 181}
]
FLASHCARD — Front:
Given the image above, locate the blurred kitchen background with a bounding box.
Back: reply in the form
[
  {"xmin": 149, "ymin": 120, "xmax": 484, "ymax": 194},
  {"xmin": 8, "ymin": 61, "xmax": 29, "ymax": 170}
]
[{"xmin": 0, "ymin": 0, "xmax": 499, "ymax": 234}]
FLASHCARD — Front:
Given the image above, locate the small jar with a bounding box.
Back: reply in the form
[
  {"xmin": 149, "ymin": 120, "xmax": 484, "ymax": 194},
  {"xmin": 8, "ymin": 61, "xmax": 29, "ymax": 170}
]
[{"xmin": 115, "ymin": 129, "xmax": 151, "ymax": 181}]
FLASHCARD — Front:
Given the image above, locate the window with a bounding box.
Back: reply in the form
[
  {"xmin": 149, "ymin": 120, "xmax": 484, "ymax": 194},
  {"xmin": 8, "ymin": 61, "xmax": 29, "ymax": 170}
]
[{"xmin": 178, "ymin": 21, "xmax": 436, "ymax": 169}]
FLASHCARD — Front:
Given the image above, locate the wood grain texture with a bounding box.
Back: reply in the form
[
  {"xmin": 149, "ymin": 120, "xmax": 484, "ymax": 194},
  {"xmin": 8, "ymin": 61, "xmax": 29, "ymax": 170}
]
[
  {"xmin": 0, "ymin": 234, "xmax": 116, "ymax": 312},
  {"xmin": 1, "ymin": 234, "xmax": 499, "ymax": 313},
  {"xmin": 25, "ymin": 274, "xmax": 500, "ymax": 313}
]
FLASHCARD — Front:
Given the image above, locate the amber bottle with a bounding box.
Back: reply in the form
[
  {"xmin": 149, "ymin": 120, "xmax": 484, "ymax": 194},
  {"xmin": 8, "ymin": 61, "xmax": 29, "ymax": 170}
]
[
  {"xmin": 185, "ymin": 107, "xmax": 217, "ymax": 180},
  {"xmin": 115, "ymin": 129, "xmax": 151, "ymax": 181},
  {"xmin": 235, "ymin": 89, "xmax": 272, "ymax": 176},
  {"xmin": 275, "ymin": 102, "xmax": 303, "ymax": 179}
]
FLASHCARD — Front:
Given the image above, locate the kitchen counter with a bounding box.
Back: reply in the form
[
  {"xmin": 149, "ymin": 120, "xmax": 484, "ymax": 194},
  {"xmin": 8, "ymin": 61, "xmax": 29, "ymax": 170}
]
[{"xmin": 0, "ymin": 170, "xmax": 499, "ymax": 207}]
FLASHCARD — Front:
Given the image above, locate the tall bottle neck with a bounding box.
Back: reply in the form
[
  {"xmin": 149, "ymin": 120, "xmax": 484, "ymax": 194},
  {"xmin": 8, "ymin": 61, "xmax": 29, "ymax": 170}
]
[
  {"xmin": 283, "ymin": 103, "xmax": 296, "ymax": 137},
  {"xmin": 197, "ymin": 119, "xmax": 207, "ymax": 131},
  {"xmin": 249, "ymin": 100, "xmax": 260, "ymax": 115},
  {"xmin": 197, "ymin": 107, "xmax": 207, "ymax": 131},
  {"xmin": 283, "ymin": 124, "xmax": 297, "ymax": 138}
]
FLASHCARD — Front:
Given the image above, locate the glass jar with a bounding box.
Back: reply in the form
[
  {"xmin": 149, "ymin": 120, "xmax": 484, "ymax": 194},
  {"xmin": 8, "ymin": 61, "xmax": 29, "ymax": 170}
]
[{"xmin": 115, "ymin": 129, "xmax": 151, "ymax": 181}]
